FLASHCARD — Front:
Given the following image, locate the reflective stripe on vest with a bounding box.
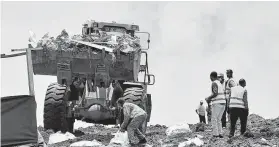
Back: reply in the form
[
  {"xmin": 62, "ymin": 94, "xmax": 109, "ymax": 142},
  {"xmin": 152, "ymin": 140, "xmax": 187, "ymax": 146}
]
[
  {"xmin": 229, "ymin": 86, "xmax": 245, "ymax": 108},
  {"xmin": 211, "ymin": 80, "xmax": 226, "ymax": 104}
]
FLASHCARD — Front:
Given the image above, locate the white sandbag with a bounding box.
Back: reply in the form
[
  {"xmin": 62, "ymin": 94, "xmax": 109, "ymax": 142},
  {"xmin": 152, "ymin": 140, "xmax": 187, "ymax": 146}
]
[
  {"xmin": 48, "ymin": 131, "xmax": 76, "ymax": 144},
  {"xmin": 109, "ymin": 131, "xmax": 130, "ymax": 147},
  {"xmin": 178, "ymin": 137, "xmax": 204, "ymax": 147},
  {"xmin": 70, "ymin": 140, "xmax": 102, "ymax": 146},
  {"xmin": 74, "ymin": 120, "xmax": 94, "ymax": 129},
  {"xmin": 166, "ymin": 123, "xmax": 192, "ymax": 137},
  {"xmin": 196, "ymin": 134, "xmax": 203, "ymax": 139}
]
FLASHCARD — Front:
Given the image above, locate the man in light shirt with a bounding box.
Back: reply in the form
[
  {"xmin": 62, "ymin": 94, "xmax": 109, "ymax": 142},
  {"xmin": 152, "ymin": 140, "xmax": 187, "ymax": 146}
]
[
  {"xmin": 206, "ymin": 102, "xmax": 212, "ymax": 125},
  {"xmin": 205, "ymin": 71, "xmax": 226, "ymax": 138},
  {"xmin": 196, "ymin": 100, "xmax": 206, "ymax": 124},
  {"xmin": 117, "ymin": 99, "xmax": 147, "ymax": 145}
]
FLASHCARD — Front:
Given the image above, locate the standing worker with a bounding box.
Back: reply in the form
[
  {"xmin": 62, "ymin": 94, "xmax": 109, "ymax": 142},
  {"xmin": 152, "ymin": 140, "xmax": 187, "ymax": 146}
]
[
  {"xmin": 117, "ymin": 99, "xmax": 147, "ymax": 145},
  {"xmin": 225, "ymin": 69, "xmax": 236, "ymax": 122},
  {"xmin": 205, "ymin": 71, "xmax": 226, "ymax": 138},
  {"xmin": 225, "ymin": 69, "xmax": 236, "ymax": 97},
  {"xmin": 196, "ymin": 100, "xmax": 206, "ymax": 124},
  {"xmin": 67, "ymin": 77, "xmax": 81, "ymax": 133},
  {"xmin": 218, "ymin": 73, "xmax": 227, "ymax": 128},
  {"xmin": 110, "ymin": 80, "xmax": 124, "ymax": 108},
  {"xmin": 228, "ymin": 79, "xmax": 249, "ymax": 138}
]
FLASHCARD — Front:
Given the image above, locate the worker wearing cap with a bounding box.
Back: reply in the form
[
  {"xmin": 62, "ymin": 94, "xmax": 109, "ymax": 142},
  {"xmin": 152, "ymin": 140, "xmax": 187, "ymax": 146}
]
[
  {"xmin": 196, "ymin": 100, "xmax": 206, "ymax": 124},
  {"xmin": 218, "ymin": 73, "xmax": 227, "ymax": 128},
  {"xmin": 205, "ymin": 71, "xmax": 226, "ymax": 138},
  {"xmin": 228, "ymin": 79, "xmax": 249, "ymax": 138},
  {"xmin": 225, "ymin": 69, "xmax": 236, "ymax": 98},
  {"xmin": 225, "ymin": 69, "xmax": 236, "ymax": 123}
]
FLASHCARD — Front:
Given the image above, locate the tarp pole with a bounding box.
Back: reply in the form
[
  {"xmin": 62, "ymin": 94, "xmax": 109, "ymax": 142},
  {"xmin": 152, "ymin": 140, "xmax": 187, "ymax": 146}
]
[{"xmin": 26, "ymin": 44, "xmax": 35, "ymax": 96}]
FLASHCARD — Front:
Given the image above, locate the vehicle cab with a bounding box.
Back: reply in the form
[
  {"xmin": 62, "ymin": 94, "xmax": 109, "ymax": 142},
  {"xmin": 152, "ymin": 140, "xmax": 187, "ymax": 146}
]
[{"xmin": 82, "ymin": 20, "xmax": 139, "ymax": 37}]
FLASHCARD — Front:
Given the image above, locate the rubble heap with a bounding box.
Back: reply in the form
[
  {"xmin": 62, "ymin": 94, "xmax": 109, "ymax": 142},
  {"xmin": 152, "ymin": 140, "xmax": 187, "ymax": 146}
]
[
  {"xmin": 35, "ymin": 29, "xmax": 141, "ymax": 53},
  {"xmin": 39, "ymin": 114, "xmax": 279, "ymax": 147}
]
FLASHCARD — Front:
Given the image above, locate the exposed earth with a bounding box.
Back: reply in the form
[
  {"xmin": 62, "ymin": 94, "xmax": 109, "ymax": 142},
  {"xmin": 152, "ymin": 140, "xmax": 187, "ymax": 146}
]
[{"xmin": 38, "ymin": 114, "xmax": 279, "ymax": 147}]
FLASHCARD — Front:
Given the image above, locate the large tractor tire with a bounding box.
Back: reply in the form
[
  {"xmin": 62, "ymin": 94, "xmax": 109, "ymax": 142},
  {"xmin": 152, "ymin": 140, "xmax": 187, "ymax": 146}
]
[{"xmin": 43, "ymin": 83, "xmax": 72, "ymax": 133}]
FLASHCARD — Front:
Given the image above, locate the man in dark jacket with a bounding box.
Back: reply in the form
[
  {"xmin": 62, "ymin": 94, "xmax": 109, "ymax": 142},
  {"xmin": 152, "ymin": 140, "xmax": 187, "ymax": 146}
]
[{"xmin": 110, "ymin": 80, "xmax": 124, "ymax": 107}]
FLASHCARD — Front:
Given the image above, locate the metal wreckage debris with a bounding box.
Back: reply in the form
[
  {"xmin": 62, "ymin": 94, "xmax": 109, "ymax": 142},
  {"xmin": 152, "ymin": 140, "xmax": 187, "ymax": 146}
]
[{"xmin": 35, "ymin": 29, "xmax": 141, "ymax": 54}]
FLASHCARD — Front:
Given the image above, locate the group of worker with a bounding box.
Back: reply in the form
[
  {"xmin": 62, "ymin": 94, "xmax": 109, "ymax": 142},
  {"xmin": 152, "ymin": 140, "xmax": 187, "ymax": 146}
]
[{"xmin": 196, "ymin": 69, "xmax": 249, "ymax": 138}]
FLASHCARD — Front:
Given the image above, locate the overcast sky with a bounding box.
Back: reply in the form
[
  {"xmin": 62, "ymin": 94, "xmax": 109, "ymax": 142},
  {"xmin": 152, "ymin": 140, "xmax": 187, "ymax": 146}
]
[{"xmin": 1, "ymin": 1, "xmax": 279, "ymax": 126}]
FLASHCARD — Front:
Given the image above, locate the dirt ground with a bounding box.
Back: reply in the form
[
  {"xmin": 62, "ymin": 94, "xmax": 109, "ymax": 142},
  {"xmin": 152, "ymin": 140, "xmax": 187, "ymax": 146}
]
[{"xmin": 38, "ymin": 114, "xmax": 279, "ymax": 147}]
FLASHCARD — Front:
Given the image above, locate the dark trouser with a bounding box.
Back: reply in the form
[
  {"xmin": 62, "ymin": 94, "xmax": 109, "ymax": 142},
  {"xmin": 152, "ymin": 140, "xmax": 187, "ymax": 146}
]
[
  {"xmin": 66, "ymin": 118, "xmax": 75, "ymax": 133},
  {"xmin": 221, "ymin": 101, "xmax": 228, "ymax": 127},
  {"xmin": 229, "ymin": 108, "xmax": 248, "ymax": 136},
  {"xmin": 199, "ymin": 115, "xmax": 206, "ymax": 124}
]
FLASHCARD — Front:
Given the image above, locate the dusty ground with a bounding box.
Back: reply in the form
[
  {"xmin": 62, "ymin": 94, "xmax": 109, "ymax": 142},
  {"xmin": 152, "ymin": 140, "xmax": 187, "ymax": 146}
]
[{"xmin": 38, "ymin": 114, "xmax": 279, "ymax": 147}]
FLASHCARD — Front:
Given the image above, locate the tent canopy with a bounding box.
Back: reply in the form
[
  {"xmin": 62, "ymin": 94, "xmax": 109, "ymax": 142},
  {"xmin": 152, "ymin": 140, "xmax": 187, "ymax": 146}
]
[{"xmin": 1, "ymin": 95, "xmax": 38, "ymax": 146}]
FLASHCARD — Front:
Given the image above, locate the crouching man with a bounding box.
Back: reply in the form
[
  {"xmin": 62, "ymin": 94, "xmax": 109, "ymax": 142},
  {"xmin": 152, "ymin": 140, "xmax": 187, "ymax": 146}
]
[{"xmin": 117, "ymin": 99, "xmax": 147, "ymax": 145}]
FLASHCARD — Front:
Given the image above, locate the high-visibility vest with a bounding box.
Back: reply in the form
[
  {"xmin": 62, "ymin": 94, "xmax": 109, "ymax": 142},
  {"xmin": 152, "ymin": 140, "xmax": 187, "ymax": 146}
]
[
  {"xmin": 225, "ymin": 78, "xmax": 236, "ymax": 98},
  {"xmin": 229, "ymin": 86, "xmax": 246, "ymax": 108},
  {"xmin": 211, "ymin": 80, "xmax": 226, "ymax": 104}
]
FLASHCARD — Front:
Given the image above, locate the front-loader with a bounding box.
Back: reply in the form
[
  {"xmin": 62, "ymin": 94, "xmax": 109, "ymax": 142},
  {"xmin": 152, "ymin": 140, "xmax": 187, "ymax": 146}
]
[{"xmin": 7, "ymin": 20, "xmax": 155, "ymax": 133}]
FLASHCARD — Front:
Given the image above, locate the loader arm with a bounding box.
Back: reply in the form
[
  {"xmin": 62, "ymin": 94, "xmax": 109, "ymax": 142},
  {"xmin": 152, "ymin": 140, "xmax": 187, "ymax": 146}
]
[{"xmin": 1, "ymin": 44, "xmax": 36, "ymax": 96}]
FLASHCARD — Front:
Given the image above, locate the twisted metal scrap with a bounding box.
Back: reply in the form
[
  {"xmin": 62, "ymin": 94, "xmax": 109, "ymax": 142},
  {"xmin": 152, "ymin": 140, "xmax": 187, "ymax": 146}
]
[{"xmin": 36, "ymin": 30, "xmax": 141, "ymax": 53}]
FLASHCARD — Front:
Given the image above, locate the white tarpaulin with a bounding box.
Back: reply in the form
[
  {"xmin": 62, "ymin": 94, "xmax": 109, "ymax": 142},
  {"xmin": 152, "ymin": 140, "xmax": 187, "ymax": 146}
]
[
  {"xmin": 70, "ymin": 140, "xmax": 102, "ymax": 147},
  {"xmin": 165, "ymin": 123, "xmax": 192, "ymax": 137},
  {"xmin": 74, "ymin": 120, "xmax": 94, "ymax": 130},
  {"xmin": 48, "ymin": 131, "xmax": 76, "ymax": 144},
  {"xmin": 109, "ymin": 131, "xmax": 130, "ymax": 147}
]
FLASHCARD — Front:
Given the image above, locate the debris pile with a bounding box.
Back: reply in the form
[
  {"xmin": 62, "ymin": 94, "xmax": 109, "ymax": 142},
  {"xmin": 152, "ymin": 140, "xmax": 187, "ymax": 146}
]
[
  {"xmin": 33, "ymin": 29, "xmax": 141, "ymax": 53},
  {"xmin": 39, "ymin": 114, "xmax": 279, "ymax": 147},
  {"xmin": 195, "ymin": 123, "xmax": 206, "ymax": 132},
  {"xmin": 48, "ymin": 131, "xmax": 76, "ymax": 144},
  {"xmin": 165, "ymin": 123, "xmax": 192, "ymax": 138}
]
